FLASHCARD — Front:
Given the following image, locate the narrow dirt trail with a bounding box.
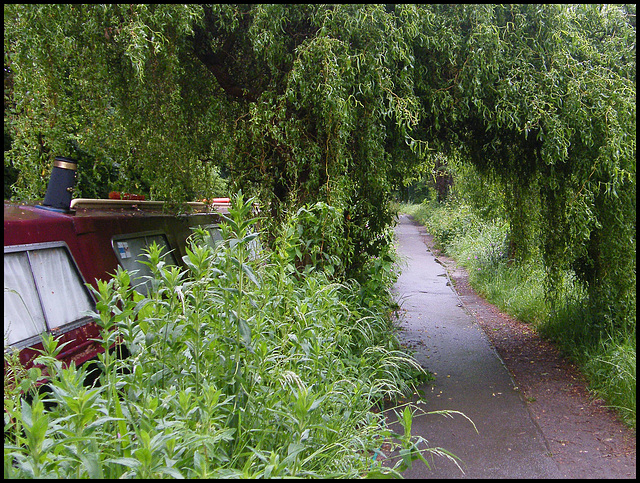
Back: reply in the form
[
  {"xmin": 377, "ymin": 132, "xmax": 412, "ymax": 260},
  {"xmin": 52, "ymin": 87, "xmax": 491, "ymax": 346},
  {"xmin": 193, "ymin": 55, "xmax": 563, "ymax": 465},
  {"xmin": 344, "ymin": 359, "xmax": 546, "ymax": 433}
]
[{"xmin": 387, "ymin": 214, "xmax": 635, "ymax": 478}]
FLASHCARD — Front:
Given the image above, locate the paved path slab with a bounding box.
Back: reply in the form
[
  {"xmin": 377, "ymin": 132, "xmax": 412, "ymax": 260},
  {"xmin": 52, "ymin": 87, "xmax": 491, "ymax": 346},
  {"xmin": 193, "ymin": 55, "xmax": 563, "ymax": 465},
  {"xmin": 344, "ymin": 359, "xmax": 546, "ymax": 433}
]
[{"xmin": 388, "ymin": 215, "xmax": 562, "ymax": 478}]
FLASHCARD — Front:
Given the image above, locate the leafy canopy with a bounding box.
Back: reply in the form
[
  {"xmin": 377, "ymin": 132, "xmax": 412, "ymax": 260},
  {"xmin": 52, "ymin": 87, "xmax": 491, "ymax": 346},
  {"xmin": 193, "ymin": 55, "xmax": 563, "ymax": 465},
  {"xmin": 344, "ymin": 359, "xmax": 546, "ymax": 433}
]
[{"xmin": 4, "ymin": 4, "xmax": 636, "ymax": 314}]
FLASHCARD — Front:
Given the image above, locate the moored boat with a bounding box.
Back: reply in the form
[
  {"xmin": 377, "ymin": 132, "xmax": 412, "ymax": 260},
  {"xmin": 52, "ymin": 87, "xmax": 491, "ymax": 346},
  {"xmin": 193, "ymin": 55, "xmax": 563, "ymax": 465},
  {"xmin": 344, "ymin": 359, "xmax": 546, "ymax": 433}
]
[{"xmin": 4, "ymin": 157, "xmax": 230, "ymax": 375}]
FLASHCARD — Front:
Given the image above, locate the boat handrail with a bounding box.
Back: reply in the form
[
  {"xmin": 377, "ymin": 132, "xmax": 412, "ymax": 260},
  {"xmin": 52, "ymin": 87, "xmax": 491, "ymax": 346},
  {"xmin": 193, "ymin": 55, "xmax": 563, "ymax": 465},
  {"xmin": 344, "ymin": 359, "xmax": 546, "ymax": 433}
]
[{"xmin": 69, "ymin": 198, "xmax": 220, "ymax": 212}]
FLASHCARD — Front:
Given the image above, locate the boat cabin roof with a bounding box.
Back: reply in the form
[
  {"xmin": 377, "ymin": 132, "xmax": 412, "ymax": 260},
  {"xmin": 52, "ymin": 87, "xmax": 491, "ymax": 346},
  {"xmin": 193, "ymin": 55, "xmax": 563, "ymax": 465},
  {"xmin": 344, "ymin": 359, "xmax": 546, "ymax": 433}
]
[{"xmin": 4, "ymin": 198, "xmax": 231, "ymax": 291}]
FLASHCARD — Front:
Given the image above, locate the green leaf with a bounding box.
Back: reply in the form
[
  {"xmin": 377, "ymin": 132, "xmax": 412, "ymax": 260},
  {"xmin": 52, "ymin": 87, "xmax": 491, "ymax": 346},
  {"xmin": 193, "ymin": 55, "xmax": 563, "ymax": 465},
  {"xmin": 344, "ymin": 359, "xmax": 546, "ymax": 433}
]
[
  {"xmin": 106, "ymin": 457, "xmax": 142, "ymax": 469},
  {"xmin": 79, "ymin": 452, "xmax": 104, "ymax": 479},
  {"xmin": 283, "ymin": 442, "xmax": 306, "ymax": 464},
  {"xmin": 241, "ymin": 263, "xmax": 260, "ymax": 287},
  {"xmin": 237, "ymin": 317, "xmax": 252, "ymax": 346}
]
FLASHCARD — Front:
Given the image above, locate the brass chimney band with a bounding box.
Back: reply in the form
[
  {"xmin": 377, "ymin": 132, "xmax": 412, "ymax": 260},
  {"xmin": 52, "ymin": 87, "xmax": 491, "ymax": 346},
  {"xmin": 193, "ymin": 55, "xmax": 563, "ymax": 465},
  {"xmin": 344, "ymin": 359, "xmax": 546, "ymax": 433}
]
[{"xmin": 53, "ymin": 159, "xmax": 78, "ymax": 171}]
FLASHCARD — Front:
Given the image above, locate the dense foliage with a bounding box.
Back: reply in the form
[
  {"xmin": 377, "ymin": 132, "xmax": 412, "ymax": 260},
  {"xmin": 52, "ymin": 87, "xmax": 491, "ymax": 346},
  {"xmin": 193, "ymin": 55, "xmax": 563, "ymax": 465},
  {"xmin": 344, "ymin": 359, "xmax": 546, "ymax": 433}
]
[
  {"xmin": 4, "ymin": 4, "xmax": 635, "ymax": 338},
  {"xmin": 5, "ymin": 196, "xmax": 459, "ymax": 478}
]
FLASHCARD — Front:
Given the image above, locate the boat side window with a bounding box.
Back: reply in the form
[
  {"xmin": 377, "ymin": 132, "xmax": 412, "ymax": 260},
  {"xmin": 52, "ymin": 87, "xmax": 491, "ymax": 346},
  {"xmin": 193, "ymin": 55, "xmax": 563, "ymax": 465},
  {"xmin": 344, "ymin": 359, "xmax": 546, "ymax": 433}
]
[
  {"xmin": 112, "ymin": 233, "xmax": 177, "ymax": 296},
  {"xmin": 199, "ymin": 223, "xmax": 261, "ymax": 259},
  {"xmin": 4, "ymin": 244, "xmax": 95, "ymax": 348},
  {"xmin": 198, "ymin": 224, "xmax": 224, "ymax": 249}
]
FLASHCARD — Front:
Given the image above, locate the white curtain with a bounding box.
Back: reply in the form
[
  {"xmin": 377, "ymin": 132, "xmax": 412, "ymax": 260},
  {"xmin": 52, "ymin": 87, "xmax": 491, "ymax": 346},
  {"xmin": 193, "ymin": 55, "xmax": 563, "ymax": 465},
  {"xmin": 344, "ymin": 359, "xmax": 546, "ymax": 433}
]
[
  {"xmin": 4, "ymin": 247, "xmax": 94, "ymax": 346},
  {"xmin": 4, "ymin": 252, "xmax": 47, "ymax": 345},
  {"xmin": 28, "ymin": 247, "xmax": 94, "ymax": 330}
]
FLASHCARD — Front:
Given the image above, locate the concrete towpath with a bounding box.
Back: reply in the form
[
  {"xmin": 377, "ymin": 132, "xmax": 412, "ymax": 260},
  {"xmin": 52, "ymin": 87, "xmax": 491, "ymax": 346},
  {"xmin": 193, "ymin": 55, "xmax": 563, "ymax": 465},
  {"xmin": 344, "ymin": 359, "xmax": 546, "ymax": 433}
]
[{"xmin": 387, "ymin": 214, "xmax": 562, "ymax": 478}]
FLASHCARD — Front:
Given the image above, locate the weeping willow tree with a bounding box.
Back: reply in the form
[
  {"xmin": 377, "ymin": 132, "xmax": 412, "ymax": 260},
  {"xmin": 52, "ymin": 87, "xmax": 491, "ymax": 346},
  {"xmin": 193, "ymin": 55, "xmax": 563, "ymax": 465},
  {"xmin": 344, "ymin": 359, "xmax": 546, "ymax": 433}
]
[
  {"xmin": 4, "ymin": 4, "xmax": 228, "ymax": 201},
  {"xmin": 406, "ymin": 4, "xmax": 635, "ymax": 330},
  {"xmin": 4, "ymin": 4, "xmax": 423, "ymax": 277},
  {"xmin": 4, "ymin": 4, "xmax": 636, "ymax": 322}
]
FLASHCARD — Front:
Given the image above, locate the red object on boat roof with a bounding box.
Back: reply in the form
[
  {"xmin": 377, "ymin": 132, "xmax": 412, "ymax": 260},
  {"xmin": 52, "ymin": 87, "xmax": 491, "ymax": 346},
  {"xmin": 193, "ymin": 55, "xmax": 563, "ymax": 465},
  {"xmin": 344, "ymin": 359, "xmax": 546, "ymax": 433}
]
[{"xmin": 108, "ymin": 191, "xmax": 146, "ymax": 201}]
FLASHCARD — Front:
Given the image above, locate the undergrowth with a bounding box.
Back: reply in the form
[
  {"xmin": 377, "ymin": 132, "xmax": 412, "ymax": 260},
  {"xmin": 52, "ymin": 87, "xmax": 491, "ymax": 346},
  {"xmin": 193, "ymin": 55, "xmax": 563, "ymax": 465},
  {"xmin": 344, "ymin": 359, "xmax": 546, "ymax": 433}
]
[
  {"xmin": 399, "ymin": 200, "xmax": 636, "ymax": 429},
  {"xmin": 4, "ymin": 194, "xmax": 462, "ymax": 478}
]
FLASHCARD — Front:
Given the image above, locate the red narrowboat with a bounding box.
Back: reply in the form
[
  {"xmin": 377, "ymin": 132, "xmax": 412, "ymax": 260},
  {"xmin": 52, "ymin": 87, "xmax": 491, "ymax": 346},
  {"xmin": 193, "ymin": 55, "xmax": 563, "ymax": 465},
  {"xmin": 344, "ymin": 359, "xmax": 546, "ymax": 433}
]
[{"xmin": 4, "ymin": 157, "xmax": 231, "ymax": 375}]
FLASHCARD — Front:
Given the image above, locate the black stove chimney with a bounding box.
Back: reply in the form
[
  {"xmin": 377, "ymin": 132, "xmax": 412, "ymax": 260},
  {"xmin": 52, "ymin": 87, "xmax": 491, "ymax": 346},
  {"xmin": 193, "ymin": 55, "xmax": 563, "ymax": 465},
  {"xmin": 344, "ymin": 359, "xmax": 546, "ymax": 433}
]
[{"xmin": 41, "ymin": 156, "xmax": 78, "ymax": 212}]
